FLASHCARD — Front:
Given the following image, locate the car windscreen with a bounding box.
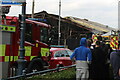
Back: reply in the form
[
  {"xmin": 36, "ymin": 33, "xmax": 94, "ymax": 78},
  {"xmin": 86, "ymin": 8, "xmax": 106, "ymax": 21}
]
[
  {"xmin": 54, "ymin": 50, "xmax": 70, "ymax": 57},
  {"xmin": 65, "ymin": 50, "xmax": 73, "ymax": 56}
]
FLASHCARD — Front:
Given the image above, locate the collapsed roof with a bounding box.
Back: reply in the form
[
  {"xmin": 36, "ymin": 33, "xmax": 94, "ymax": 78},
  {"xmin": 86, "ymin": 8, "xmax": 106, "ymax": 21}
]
[{"xmin": 65, "ymin": 16, "xmax": 116, "ymax": 34}]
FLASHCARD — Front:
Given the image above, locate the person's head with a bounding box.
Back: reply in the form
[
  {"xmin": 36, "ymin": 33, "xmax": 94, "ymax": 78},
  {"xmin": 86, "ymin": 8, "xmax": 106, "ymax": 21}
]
[
  {"xmin": 106, "ymin": 43, "xmax": 111, "ymax": 49},
  {"xmin": 80, "ymin": 38, "xmax": 87, "ymax": 46},
  {"xmin": 97, "ymin": 35, "xmax": 102, "ymax": 41},
  {"xmin": 87, "ymin": 39, "xmax": 92, "ymax": 48},
  {"xmin": 95, "ymin": 40, "xmax": 101, "ymax": 47}
]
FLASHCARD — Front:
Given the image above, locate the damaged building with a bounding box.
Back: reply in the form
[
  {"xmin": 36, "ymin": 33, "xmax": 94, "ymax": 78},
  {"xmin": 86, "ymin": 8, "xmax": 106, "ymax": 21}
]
[{"xmin": 26, "ymin": 11, "xmax": 114, "ymax": 49}]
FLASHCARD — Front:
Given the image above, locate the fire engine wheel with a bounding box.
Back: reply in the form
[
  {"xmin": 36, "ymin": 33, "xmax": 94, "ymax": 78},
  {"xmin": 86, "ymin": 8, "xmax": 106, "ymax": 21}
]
[{"xmin": 26, "ymin": 58, "xmax": 44, "ymax": 73}]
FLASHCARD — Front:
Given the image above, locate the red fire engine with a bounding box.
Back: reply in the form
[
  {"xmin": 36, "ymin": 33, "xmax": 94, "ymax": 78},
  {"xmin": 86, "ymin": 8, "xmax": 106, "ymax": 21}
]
[
  {"xmin": 0, "ymin": 16, "xmax": 73, "ymax": 79},
  {"xmin": 0, "ymin": 16, "xmax": 51, "ymax": 78}
]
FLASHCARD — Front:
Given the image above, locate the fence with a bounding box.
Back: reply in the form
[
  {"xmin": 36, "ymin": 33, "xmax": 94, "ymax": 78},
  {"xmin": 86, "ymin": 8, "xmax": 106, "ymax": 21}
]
[{"xmin": 7, "ymin": 64, "xmax": 76, "ymax": 80}]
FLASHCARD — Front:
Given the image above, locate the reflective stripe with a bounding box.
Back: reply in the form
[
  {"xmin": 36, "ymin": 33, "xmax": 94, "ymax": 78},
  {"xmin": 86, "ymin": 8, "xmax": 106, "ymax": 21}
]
[
  {"xmin": 4, "ymin": 56, "xmax": 19, "ymax": 62},
  {"xmin": 110, "ymin": 42, "xmax": 115, "ymax": 47},
  {"xmin": 113, "ymin": 37, "xmax": 116, "ymax": 41},
  {"xmin": 14, "ymin": 56, "xmax": 18, "ymax": 61},
  {"xmin": 10, "ymin": 56, "xmax": 13, "ymax": 61},
  {"xmin": 18, "ymin": 46, "xmax": 32, "ymax": 61},
  {"xmin": 41, "ymin": 48, "xmax": 49, "ymax": 56},
  {"xmin": 110, "ymin": 41, "xmax": 115, "ymax": 49},
  {"xmin": 115, "ymin": 40, "xmax": 118, "ymax": 49},
  {"xmin": 30, "ymin": 56, "xmax": 36, "ymax": 60},
  {"xmin": 110, "ymin": 36, "xmax": 118, "ymax": 49},
  {"xmin": 25, "ymin": 46, "xmax": 31, "ymax": 56},
  {"xmin": 0, "ymin": 25, "xmax": 16, "ymax": 32},
  {"xmin": 0, "ymin": 45, "xmax": 6, "ymax": 56},
  {"xmin": 18, "ymin": 46, "xmax": 31, "ymax": 56},
  {"xmin": 5, "ymin": 56, "xmax": 9, "ymax": 62}
]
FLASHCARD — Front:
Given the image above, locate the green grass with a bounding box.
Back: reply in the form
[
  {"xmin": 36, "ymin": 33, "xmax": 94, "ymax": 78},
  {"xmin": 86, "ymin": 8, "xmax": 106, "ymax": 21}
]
[
  {"xmin": 18, "ymin": 66, "xmax": 114, "ymax": 80},
  {"xmin": 24, "ymin": 67, "xmax": 76, "ymax": 80}
]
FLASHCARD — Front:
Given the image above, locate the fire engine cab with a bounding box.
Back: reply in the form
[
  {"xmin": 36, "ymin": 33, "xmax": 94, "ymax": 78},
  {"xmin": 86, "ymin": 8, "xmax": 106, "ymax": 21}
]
[{"xmin": 0, "ymin": 16, "xmax": 51, "ymax": 79}]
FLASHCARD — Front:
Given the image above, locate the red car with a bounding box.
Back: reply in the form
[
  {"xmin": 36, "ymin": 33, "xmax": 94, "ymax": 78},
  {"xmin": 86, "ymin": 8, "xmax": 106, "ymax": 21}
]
[{"xmin": 48, "ymin": 48, "xmax": 73, "ymax": 69}]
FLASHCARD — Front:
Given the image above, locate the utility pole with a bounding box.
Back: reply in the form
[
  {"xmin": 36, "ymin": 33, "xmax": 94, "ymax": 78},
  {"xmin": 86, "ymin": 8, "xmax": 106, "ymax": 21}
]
[
  {"xmin": 118, "ymin": 1, "xmax": 120, "ymax": 41},
  {"xmin": 58, "ymin": 0, "xmax": 61, "ymax": 45},
  {"xmin": 17, "ymin": 2, "xmax": 26, "ymax": 75},
  {"xmin": 32, "ymin": 0, "xmax": 35, "ymax": 18},
  {"xmin": 118, "ymin": 1, "xmax": 120, "ymax": 30}
]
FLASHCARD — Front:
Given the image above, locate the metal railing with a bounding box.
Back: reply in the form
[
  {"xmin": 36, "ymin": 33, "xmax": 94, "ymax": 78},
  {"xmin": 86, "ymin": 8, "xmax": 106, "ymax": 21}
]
[{"xmin": 7, "ymin": 64, "xmax": 76, "ymax": 80}]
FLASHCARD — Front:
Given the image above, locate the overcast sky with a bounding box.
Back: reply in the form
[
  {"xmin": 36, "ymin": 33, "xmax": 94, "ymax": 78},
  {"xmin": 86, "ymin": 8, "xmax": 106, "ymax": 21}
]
[{"xmin": 7, "ymin": 0, "xmax": 118, "ymax": 29}]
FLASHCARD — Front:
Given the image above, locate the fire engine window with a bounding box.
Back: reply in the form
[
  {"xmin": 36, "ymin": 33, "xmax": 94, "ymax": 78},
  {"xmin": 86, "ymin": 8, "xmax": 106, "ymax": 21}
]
[
  {"xmin": 25, "ymin": 23, "xmax": 32, "ymax": 42},
  {"xmin": 40, "ymin": 27, "xmax": 48, "ymax": 43}
]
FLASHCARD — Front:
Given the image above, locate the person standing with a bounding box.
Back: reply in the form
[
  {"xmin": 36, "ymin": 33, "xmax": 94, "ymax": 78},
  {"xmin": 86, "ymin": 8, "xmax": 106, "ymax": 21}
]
[
  {"xmin": 91, "ymin": 40, "xmax": 106, "ymax": 80},
  {"xmin": 70, "ymin": 38, "xmax": 92, "ymax": 80},
  {"xmin": 87, "ymin": 39, "xmax": 94, "ymax": 80},
  {"xmin": 110, "ymin": 43, "xmax": 120, "ymax": 80}
]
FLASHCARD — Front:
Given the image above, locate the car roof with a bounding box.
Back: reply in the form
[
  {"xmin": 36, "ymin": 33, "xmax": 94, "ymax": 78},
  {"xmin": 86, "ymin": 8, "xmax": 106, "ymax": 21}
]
[{"xmin": 50, "ymin": 48, "xmax": 68, "ymax": 52}]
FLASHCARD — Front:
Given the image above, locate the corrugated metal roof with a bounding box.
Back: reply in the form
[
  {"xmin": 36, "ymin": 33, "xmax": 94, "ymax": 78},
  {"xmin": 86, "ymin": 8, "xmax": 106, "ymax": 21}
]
[{"xmin": 65, "ymin": 16, "xmax": 116, "ymax": 33}]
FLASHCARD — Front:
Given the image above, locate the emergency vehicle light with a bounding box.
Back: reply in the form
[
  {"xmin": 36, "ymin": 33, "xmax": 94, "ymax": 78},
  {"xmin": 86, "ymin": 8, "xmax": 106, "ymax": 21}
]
[
  {"xmin": 28, "ymin": 18, "xmax": 47, "ymax": 22},
  {"xmin": 0, "ymin": 25, "xmax": 16, "ymax": 32}
]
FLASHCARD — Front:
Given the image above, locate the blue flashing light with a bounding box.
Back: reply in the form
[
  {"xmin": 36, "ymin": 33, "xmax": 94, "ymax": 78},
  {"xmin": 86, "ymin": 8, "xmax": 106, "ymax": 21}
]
[
  {"xmin": 28, "ymin": 18, "xmax": 47, "ymax": 22},
  {"xmin": 1, "ymin": 0, "xmax": 22, "ymax": 5}
]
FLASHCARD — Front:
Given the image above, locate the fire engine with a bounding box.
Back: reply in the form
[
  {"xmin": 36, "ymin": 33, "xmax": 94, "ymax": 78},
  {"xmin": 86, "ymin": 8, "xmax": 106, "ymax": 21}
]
[
  {"xmin": 92, "ymin": 30, "xmax": 119, "ymax": 50},
  {"xmin": 0, "ymin": 16, "xmax": 74, "ymax": 79},
  {"xmin": 0, "ymin": 16, "xmax": 51, "ymax": 78},
  {"xmin": 102, "ymin": 31, "xmax": 119, "ymax": 50}
]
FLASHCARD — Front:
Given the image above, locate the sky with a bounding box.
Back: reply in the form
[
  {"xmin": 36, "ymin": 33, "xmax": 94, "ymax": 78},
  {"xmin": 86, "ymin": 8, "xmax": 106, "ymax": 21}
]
[{"xmin": 7, "ymin": 0, "xmax": 118, "ymax": 29}]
